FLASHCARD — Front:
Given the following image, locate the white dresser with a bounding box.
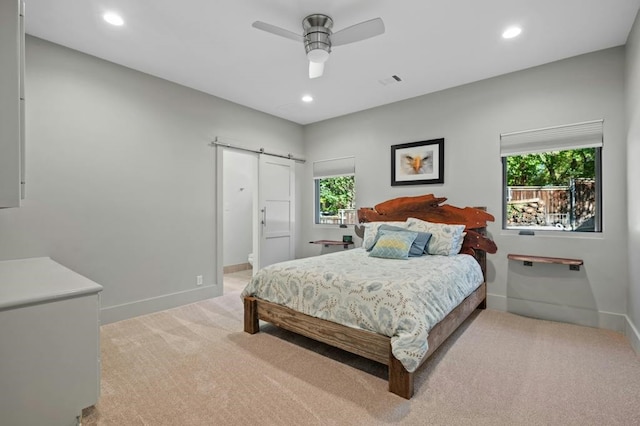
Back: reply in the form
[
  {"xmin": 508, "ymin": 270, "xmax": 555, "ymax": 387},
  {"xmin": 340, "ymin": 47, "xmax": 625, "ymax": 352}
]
[{"xmin": 0, "ymin": 257, "xmax": 103, "ymax": 426}]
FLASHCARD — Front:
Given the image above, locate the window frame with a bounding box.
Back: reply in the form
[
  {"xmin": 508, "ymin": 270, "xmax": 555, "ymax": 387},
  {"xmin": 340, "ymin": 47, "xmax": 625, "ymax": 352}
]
[
  {"xmin": 312, "ymin": 156, "xmax": 356, "ymax": 227},
  {"xmin": 500, "ymin": 120, "xmax": 604, "ymax": 234},
  {"xmin": 313, "ymin": 174, "xmax": 356, "ymax": 227},
  {"xmin": 501, "ymin": 147, "xmax": 602, "ymax": 233}
]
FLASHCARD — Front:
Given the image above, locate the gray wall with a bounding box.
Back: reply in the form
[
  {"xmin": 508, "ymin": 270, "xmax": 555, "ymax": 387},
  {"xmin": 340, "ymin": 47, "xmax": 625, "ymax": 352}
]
[
  {"xmin": 0, "ymin": 37, "xmax": 303, "ymax": 323},
  {"xmin": 626, "ymin": 12, "xmax": 640, "ymax": 351},
  {"xmin": 303, "ymin": 47, "xmax": 629, "ymax": 331}
]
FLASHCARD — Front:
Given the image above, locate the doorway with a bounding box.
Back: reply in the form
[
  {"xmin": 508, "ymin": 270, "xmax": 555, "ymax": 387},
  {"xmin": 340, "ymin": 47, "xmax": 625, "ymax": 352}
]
[
  {"xmin": 217, "ymin": 145, "xmax": 296, "ymax": 294},
  {"xmin": 221, "ymin": 149, "xmax": 257, "ymax": 293}
]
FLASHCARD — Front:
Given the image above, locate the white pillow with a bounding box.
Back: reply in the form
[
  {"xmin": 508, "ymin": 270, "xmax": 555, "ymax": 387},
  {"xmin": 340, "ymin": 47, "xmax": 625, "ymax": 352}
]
[
  {"xmin": 405, "ymin": 217, "xmax": 466, "ymax": 256},
  {"xmin": 362, "ymin": 221, "xmax": 407, "ymax": 250}
]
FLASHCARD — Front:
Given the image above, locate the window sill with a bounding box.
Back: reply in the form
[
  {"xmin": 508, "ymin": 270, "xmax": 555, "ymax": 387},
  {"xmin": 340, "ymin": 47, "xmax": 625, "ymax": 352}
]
[
  {"xmin": 499, "ymin": 228, "xmax": 604, "ymax": 240},
  {"xmin": 313, "ymin": 223, "xmax": 356, "ymax": 229}
]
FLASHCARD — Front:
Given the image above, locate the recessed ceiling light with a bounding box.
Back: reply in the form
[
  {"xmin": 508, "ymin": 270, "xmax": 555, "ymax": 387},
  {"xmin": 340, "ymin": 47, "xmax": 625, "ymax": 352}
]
[
  {"xmin": 302, "ymin": 95, "xmax": 313, "ymax": 103},
  {"xmin": 103, "ymin": 12, "xmax": 124, "ymax": 26},
  {"xmin": 502, "ymin": 26, "xmax": 522, "ymax": 39}
]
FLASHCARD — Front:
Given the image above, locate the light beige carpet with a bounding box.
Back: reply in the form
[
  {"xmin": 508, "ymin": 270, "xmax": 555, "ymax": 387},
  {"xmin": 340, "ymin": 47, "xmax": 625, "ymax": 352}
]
[
  {"xmin": 223, "ymin": 269, "xmax": 253, "ymax": 294},
  {"xmin": 84, "ymin": 290, "xmax": 640, "ymax": 425}
]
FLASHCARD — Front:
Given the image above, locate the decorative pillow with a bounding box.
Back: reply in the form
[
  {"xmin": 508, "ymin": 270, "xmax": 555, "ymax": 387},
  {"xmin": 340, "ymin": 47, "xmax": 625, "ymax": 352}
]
[
  {"xmin": 406, "ymin": 217, "xmax": 466, "ymax": 256},
  {"xmin": 362, "ymin": 221, "xmax": 406, "ymax": 250},
  {"xmin": 408, "ymin": 231, "xmax": 432, "ymax": 256},
  {"xmin": 374, "ymin": 225, "xmax": 432, "ymax": 256},
  {"xmin": 369, "ymin": 230, "xmax": 418, "ymax": 260}
]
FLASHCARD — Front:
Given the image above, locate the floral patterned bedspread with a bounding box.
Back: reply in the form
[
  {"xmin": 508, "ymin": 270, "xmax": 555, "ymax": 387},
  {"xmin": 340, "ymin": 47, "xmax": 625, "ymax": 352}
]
[{"xmin": 241, "ymin": 248, "xmax": 483, "ymax": 372}]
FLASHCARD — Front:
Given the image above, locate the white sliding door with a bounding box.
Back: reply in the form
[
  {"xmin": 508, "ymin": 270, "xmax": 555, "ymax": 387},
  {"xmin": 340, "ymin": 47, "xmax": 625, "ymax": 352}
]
[{"xmin": 255, "ymin": 155, "xmax": 295, "ymax": 270}]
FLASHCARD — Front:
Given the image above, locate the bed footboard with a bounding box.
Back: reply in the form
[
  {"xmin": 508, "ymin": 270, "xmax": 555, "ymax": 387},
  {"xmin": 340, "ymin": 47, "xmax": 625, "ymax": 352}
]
[
  {"xmin": 242, "ymin": 282, "xmax": 486, "ymax": 399},
  {"xmin": 243, "ymin": 294, "xmax": 412, "ymax": 397}
]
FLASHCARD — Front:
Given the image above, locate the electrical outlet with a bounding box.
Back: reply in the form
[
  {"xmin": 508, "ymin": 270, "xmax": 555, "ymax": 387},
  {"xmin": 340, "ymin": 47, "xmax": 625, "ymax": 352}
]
[{"xmin": 196, "ymin": 275, "xmax": 203, "ymax": 286}]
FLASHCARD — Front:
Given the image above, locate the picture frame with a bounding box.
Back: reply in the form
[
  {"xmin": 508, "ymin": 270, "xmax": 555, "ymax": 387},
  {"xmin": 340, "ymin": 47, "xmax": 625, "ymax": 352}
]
[{"xmin": 391, "ymin": 138, "xmax": 444, "ymax": 186}]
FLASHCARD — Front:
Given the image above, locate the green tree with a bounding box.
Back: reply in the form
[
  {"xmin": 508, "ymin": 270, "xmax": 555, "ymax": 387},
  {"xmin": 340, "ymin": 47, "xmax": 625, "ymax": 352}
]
[
  {"xmin": 506, "ymin": 148, "xmax": 595, "ymax": 186},
  {"xmin": 319, "ymin": 176, "xmax": 355, "ymax": 214}
]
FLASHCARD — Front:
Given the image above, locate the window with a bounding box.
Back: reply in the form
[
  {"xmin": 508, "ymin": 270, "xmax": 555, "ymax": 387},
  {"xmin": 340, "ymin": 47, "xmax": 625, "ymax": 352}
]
[
  {"xmin": 501, "ymin": 120, "xmax": 603, "ymax": 232},
  {"xmin": 313, "ymin": 157, "xmax": 356, "ymax": 225}
]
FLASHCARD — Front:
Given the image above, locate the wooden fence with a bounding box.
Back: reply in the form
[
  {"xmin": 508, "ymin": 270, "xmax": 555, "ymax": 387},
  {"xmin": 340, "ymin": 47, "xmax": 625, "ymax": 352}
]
[
  {"xmin": 319, "ymin": 209, "xmax": 357, "ymax": 225},
  {"xmin": 507, "ymin": 179, "xmax": 595, "ymax": 230}
]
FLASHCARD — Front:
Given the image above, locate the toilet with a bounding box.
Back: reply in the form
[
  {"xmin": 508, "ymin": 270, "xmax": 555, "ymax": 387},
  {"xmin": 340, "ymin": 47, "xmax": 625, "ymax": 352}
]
[{"xmin": 248, "ymin": 253, "xmax": 254, "ymax": 267}]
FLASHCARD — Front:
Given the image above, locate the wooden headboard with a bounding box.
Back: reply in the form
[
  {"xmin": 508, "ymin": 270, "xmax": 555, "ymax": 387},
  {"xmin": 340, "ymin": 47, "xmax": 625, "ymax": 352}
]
[{"xmin": 355, "ymin": 194, "xmax": 497, "ymax": 276}]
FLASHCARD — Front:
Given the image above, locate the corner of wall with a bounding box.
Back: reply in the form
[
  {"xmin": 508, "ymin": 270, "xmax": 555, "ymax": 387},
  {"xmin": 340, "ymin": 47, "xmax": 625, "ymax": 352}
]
[
  {"xmin": 626, "ymin": 315, "xmax": 640, "ymax": 354},
  {"xmin": 626, "ymin": 7, "xmax": 640, "ymax": 355}
]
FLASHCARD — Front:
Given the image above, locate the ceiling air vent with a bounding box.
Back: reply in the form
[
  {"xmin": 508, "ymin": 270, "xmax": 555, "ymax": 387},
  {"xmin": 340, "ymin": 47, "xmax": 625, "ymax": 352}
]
[{"xmin": 378, "ymin": 75, "xmax": 402, "ymax": 86}]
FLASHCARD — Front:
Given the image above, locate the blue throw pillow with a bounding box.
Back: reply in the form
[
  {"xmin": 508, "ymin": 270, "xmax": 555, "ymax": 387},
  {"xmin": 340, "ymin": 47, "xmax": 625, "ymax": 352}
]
[
  {"xmin": 369, "ymin": 230, "xmax": 418, "ymax": 260},
  {"xmin": 408, "ymin": 231, "xmax": 432, "ymax": 256},
  {"xmin": 375, "ymin": 224, "xmax": 432, "ymax": 256}
]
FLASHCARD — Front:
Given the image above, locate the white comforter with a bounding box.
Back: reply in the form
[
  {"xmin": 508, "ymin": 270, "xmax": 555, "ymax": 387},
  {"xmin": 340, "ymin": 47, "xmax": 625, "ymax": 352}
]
[{"xmin": 241, "ymin": 248, "xmax": 483, "ymax": 372}]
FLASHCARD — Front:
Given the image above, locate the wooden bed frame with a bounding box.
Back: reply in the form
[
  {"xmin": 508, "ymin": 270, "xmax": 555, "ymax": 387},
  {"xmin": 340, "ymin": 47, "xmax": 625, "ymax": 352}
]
[{"xmin": 243, "ymin": 194, "xmax": 497, "ymax": 399}]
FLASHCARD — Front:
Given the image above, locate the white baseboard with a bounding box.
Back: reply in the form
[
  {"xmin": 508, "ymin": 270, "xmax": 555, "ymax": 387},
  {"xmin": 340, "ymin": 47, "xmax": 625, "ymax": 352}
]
[
  {"xmin": 100, "ymin": 285, "xmax": 220, "ymax": 325},
  {"xmin": 223, "ymin": 262, "xmax": 251, "ymax": 274},
  {"xmin": 625, "ymin": 315, "xmax": 640, "ymax": 354},
  {"xmin": 487, "ymin": 293, "xmax": 508, "ymax": 311},
  {"xmin": 487, "ymin": 293, "xmax": 626, "ymax": 332}
]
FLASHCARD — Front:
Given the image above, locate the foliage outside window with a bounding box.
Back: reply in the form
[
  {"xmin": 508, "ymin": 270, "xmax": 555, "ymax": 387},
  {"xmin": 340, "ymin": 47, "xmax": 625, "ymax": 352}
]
[
  {"xmin": 503, "ymin": 147, "xmax": 601, "ymax": 232},
  {"xmin": 315, "ymin": 175, "xmax": 356, "ymax": 225}
]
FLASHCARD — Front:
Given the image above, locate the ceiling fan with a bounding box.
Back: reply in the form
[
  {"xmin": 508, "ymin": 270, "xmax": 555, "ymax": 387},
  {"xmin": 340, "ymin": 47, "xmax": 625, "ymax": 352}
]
[{"xmin": 252, "ymin": 14, "xmax": 385, "ymax": 79}]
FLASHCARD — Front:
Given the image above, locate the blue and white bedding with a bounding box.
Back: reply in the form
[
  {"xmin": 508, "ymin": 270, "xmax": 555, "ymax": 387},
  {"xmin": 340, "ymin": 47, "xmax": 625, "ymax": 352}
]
[{"xmin": 241, "ymin": 248, "xmax": 483, "ymax": 373}]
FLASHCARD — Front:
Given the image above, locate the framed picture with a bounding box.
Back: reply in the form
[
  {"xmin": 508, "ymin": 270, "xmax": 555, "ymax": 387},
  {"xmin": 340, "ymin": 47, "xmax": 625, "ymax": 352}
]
[{"xmin": 391, "ymin": 138, "xmax": 444, "ymax": 186}]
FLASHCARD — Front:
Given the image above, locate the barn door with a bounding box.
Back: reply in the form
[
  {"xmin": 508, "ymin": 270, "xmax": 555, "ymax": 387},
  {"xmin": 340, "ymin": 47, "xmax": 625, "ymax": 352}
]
[{"xmin": 254, "ymin": 155, "xmax": 295, "ymax": 270}]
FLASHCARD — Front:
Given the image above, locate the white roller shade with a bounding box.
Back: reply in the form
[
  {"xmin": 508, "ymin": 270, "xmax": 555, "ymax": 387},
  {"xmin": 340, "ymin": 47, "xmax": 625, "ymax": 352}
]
[
  {"xmin": 500, "ymin": 120, "xmax": 603, "ymax": 157},
  {"xmin": 313, "ymin": 156, "xmax": 355, "ymax": 179}
]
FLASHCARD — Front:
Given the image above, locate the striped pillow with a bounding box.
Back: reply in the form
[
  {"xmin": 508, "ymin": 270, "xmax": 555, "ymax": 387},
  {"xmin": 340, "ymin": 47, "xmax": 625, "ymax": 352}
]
[
  {"xmin": 369, "ymin": 230, "xmax": 418, "ymax": 260},
  {"xmin": 362, "ymin": 221, "xmax": 407, "ymax": 250},
  {"xmin": 373, "ymin": 224, "xmax": 432, "ymax": 256}
]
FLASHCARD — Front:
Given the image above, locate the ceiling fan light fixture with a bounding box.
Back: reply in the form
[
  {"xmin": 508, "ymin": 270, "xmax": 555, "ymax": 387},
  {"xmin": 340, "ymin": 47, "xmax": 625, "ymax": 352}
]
[
  {"xmin": 309, "ymin": 61, "xmax": 325, "ymax": 79},
  {"xmin": 252, "ymin": 13, "xmax": 385, "ymax": 79},
  {"xmin": 307, "ymin": 48, "xmax": 330, "ymax": 63}
]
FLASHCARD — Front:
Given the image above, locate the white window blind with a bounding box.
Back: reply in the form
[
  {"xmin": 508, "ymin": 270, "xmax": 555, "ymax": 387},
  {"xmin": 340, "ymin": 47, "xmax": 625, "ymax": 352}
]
[
  {"xmin": 313, "ymin": 156, "xmax": 355, "ymax": 179},
  {"xmin": 500, "ymin": 119, "xmax": 603, "ymax": 157}
]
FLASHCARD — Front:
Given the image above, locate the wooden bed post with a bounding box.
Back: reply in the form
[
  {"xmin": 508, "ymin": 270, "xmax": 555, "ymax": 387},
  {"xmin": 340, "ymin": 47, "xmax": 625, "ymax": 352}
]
[
  {"xmin": 389, "ymin": 351, "xmax": 413, "ymax": 399},
  {"xmin": 244, "ymin": 297, "xmax": 259, "ymax": 334},
  {"xmin": 475, "ymin": 242, "xmax": 488, "ymax": 309},
  {"xmin": 473, "ymin": 213, "xmax": 489, "ymax": 310},
  {"xmin": 478, "ymin": 298, "xmax": 487, "ymax": 310}
]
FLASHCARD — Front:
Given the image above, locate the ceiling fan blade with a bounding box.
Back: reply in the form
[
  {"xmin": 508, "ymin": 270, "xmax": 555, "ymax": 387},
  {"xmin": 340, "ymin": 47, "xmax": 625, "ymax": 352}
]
[
  {"xmin": 332, "ymin": 18, "xmax": 385, "ymax": 46},
  {"xmin": 309, "ymin": 61, "xmax": 325, "ymax": 79},
  {"xmin": 252, "ymin": 21, "xmax": 303, "ymax": 42}
]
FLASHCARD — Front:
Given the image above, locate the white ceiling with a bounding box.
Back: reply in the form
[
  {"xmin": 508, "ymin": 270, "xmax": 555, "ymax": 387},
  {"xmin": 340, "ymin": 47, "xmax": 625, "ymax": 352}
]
[{"xmin": 24, "ymin": 0, "xmax": 640, "ymax": 125}]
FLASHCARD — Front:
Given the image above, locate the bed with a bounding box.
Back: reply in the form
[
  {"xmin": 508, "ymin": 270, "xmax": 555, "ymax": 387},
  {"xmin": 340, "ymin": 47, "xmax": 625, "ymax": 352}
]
[{"xmin": 242, "ymin": 194, "xmax": 497, "ymax": 399}]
